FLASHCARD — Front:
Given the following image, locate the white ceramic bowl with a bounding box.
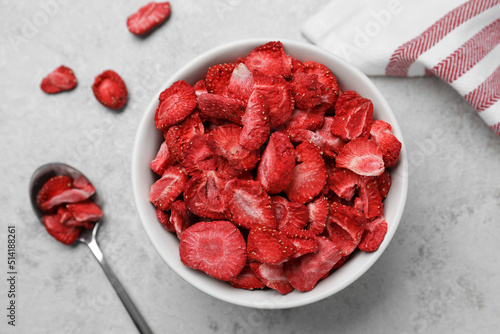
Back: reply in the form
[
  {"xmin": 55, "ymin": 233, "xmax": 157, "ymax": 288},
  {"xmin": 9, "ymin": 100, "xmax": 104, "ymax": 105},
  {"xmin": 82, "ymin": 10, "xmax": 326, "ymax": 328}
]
[{"xmin": 132, "ymin": 38, "xmax": 408, "ymax": 309}]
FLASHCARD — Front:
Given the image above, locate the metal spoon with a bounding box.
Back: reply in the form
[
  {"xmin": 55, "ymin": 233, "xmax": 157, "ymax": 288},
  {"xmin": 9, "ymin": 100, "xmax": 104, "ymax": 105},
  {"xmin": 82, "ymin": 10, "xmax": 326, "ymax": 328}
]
[{"xmin": 29, "ymin": 163, "xmax": 153, "ymax": 334}]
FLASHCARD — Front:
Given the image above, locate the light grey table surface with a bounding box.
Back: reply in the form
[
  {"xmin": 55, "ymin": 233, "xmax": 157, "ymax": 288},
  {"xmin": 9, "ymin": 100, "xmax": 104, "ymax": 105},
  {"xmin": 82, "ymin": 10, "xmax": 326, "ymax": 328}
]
[{"xmin": 1, "ymin": 1, "xmax": 499, "ymax": 333}]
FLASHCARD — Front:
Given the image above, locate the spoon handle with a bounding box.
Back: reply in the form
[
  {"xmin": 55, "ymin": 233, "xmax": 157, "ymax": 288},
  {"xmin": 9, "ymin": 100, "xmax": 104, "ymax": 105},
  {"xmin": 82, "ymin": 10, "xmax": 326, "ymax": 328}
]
[{"xmin": 86, "ymin": 239, "xmax": 153, "ymax": 334}]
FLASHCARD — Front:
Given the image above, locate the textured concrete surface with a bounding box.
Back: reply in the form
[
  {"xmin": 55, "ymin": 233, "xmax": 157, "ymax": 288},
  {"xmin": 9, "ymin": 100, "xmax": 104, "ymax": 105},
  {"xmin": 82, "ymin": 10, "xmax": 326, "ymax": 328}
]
[{"xmin": 1, "ymin": 1, "xmax": 500, "ymax": 333}]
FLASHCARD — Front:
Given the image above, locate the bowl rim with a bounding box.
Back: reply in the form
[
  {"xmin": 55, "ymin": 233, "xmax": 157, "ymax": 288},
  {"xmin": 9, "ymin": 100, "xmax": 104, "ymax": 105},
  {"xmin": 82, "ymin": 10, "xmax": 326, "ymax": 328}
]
[{"xmin": 131, "ymin": 38, "xmax": 408, "ymax": 309}]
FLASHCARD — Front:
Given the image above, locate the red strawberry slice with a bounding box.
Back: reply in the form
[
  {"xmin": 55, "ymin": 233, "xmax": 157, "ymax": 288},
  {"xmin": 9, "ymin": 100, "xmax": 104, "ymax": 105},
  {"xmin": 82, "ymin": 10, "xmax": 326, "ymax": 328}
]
[
  {"xmin": 155, "ymin": 80, "xmax": 197, "ymax": 130},
  {"xmin": 37, "ymin": 176, "xmax": 96, "ymax": 213},
  {"xmin": 40, "ymin": 65, "xmax": 77, "ymax": 94},
  {"xmin": 327, "ymin": 202, "xmax": 366, "ymax": 256},
  {"xmin": 247, "ymin": 227, "xmax": 296, "ymax": 264},
  {"xmin": 92, "ymin": 70, "xmax": 128, "ymax": 110},
  {"xmin": 184, "ymin": 171, "xmax": 228, "ymax": 220},
  {"xmin": 256, "ymin": 132, "xmax": 295, "ymax": 194},
  {"xmin": 229, "ymin": 264, "xmax": 266, "ymax": 290},
  {"xmin": 291, "ymin": 72, "xmax": 321, "ymax": 110},
  {"xmin": 156, "ymin": 208, "xmax": 173, "ymax": 232},
  {"xmin": 284, "ymin": 236, "xmax": 342, "ymax": 292},
  {"xmin": 169, "ymin": 200, "xmax": 196, "ymax": 238},
  {"xmin": 244, "ymin": 41, "xmax": 292, "ymax": 79},
  {"xmin": 336, "ymin": 138, "xmax": 385, "ymax": 176},
  {"xmin": 239, "ymin": 90, "xmax": 270, "ymax": 151},
  {"xmin": 179, "ymin": 220, "xmax": 247, "ymax": 281},
  {"xmin": 149, "ymin": 165, "xmax": 188, "ymax": 210},
  {"xmin": 376, "ymin": 170, "xmax": 392, "ymax": 198},
  {"xmin": 302, "ymin": 61, "xmax": 340, "ymax": 109},
  {"xmin": 252, "ymin": 71, "xmax": 294, "ymax": 128},
  {"xmin": 226, "ymin": 63, "xmax": 255, "ymax": 103},
  {"xmin": 306, "ymin": 195, "xmax": 329, "ymax": 235},
  {"xmin": 207, "ymin": 124, "xmax": 260, "ymax": 174},
  {"xmin": 272, "ymin": 196, "xmax": 308, "ymax": 231},
  {"xmin": 150, "ymin": 141, "xmax": 175, "ymax": 176},
  {"xmin": 250, "ymin": 262, "xmax": 293, "ymax": 295},
  {"xmin": 315, "ymin": 116, "xmax": 345, "ymax": 155},
  {"xmin": 283, "ymin": 106, "xmax": 326, "ymax": 135},
  {"xmin": 225, "ymin": 179, "xmax": 277, "ymax": 230},
  {"xmin": 327, "ymin": 167, "xmax": 360, "ymax": 201},
  {"xmin": 282, "ymin": 229, "xmax": 319, "ymax": 258},
  {"xmin": 197, "ymin": 93, "xmax": 246, "ymax": 126},
  {"xmin": 164, "ymin": 112, "xmax": 204, "ymax": 164},
  {"xmin": 127, "ymin": 1, "xmax": 171, "ymax": 35},
  {"xmin": 65, "ymin": 199, "xmax": 104, "ymax": 223},
  {"xmin": 369, "ymin": 120, "xmax": 402, "ymax": 167},
  {"xmin": 205, "ymin": 63, "xmax": 236, "ymax": 95},
  {"xmin": 284, "ymin": 141, "xmax": 327, "ymax": 204},
  {"xmin": 42, "ymin": 213, "xmax": 81, "ymax": 245},
  {"xmin": 182, "ymin": 134, "xmax": 217, "ymax": 177},
  {"xmin": 358, "ymin": 176, "xmax": 384, "ymax": 219},
  {"xmin": 331, "ymin": 90, "xmax": 373, "ymax": 141},
  {"xmin": 193, "ymin": 79, "xmax": 207, "ymax": 97},
  {"xmin": 358, "ymin": 216, "xmax": 388, "ymax": 252}
]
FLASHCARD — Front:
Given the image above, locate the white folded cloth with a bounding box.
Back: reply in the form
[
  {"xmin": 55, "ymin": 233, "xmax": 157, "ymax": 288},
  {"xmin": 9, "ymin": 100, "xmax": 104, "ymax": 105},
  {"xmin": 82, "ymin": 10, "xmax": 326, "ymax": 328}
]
[{"xmin": 302, "ymin": 0, "xmax": 500, "ymax": 135}]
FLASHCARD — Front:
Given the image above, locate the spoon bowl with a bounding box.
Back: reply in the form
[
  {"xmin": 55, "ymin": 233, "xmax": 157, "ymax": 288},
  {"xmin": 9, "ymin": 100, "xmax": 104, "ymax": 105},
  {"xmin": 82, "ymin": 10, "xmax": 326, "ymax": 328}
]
[{"xmin": 29, "ymin": 162, "xmax": 153, "ymax": 334}]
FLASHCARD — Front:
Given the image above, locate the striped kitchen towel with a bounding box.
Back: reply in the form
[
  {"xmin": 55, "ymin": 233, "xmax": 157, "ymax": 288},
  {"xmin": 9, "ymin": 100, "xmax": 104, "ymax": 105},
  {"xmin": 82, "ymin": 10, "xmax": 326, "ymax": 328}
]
[{"xmin": 302, "ymin": 0, "xmax": 500, "ymax": 135}]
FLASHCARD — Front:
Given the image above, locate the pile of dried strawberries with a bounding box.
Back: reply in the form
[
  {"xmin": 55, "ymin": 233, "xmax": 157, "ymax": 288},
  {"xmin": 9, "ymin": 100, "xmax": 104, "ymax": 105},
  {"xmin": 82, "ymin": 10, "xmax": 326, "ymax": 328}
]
[{"xmin": 149, "ymin": 41, "xmax": 402, "ymax": 293}]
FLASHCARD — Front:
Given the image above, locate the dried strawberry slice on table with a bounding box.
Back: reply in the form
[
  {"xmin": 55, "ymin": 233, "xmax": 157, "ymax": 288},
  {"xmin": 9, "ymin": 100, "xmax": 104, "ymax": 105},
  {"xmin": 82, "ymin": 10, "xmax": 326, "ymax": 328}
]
[
  {"xmin": 179, "ymin": 220, "xmax": 247, "ymax": 281},
  {"xmin": 284, "ymin": 141, "xmax": 327, "ymax": 204},
  {"xmin": 40, "ymin": 65, "xmax": 77, "ymax": 94},
  {"xmin": 284, "ymin": 236, "xmax": 343, "ymax": 292},
  {"xmin": 149, "ymin": 165, "xmax": 187, "ymax": 210},
  {"xmin": 155, "ymin": 80, "xmax": 197, "ymax": 130},
  {"xmin": 92, "ymin": 70, "xmax": 128, "ymax": 110},
  {"xmin": 250, "ymin": 262, "xmax": 293, "ymax": 295},
  {"xmin": 127, "ymin": 1, "xmax": 171, "ymax": 35},
  {"xmin": 336, "ymin": 138, "xmax": 385, "ymax": 176},
  {"xmin": 225, "ymin": 179, "xmax": 277, "ymax": 230}
]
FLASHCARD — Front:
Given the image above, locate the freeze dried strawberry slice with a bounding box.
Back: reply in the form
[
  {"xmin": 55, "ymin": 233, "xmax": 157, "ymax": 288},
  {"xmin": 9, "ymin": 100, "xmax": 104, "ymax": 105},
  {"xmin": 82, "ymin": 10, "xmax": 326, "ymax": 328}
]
[
  {"xmin": 150, "ymin": 141, "xmax": 175, "ymax": 176},
  {"xmin": 327, "ymin": 202, "xmax": 366, "ymax": 255},
  {"xmin": 302, "ymin": 61, "xmax": 340, "ymax": 108},
  {"xmin": 282, "ymin": 229, "xmax": 319, "ymax": 258},
  {"xmin": 250, "ymin": 262, "xmax": 293, "ymax": 295},
  {"xmin": 253, "ymin": 71, "xmax": 294, "ymax": 128},
  {"xmin": 369, "ymin": 120, "xmax": 402, "ymax": 167},
  {"xmin": 40, "ymin": 65, "xmax": 77, "ymax": 94},
  {"xmin": 193, "ymin": 79, "xmax": 207, "ymax": 97},
  {"xmin": 207, "ymin": 124, "xmax": 259, "ymax": 173},
  {"xmin": 155, "ymin": 80, "xmax": 197, "ymax": 130},
  {"xmin": 336, "ymin": 138, "xmax": 385, "ymax": 176},
  {"xmin": 226, "ymin": 63, "xmax": 255, "ymax": 102},
  {"xmin": 283, "ymin": 106, "xmax": 326, "ymax": 135},
  {"xmin": 42, "ymin": 213, "xmax": 81, "ymax": 245},
  {"xmin": 376, "ymin": 170, "xmax": 392, "ymax": 198},
  {"xmin": 306, "ymin": 195, "xmax": 329, "ymax": 235},
  {"xmin": 37, "ymin": 176, "xmax": 95, "ymax": 213},
  {"xmin": 291, "ymin": 72, "xmax": 321, "ymax": 110},
  {"xmin": 327, "ymin": 167, "xmax": 360, "ymax": 201},
  {"xmin": 244, "ymin": 41, "xmax": 292, "ymax": 79},
  {"xmin": 229, "ymin": 264, "xmax": 265, "ymax": 290},
  {"xmin": 180, "ymin": 220, "xmax": 247, "ymax": 281},
  {"xmin": 225, "ymin": 179, "xmax": 277, "ymax": 230},
  {"xmin": 149, "ymin": 165, "xmax": 187, "ymax": 210},
  {"xmin": 285, "ymin": 236, "xmax": 342, "ymax": 292},
  {"xmin": 359, "ymin": 216, "xmax": 388, "ymax": 252},
  {"xmin": 184, "ymin": 171, "xmax": 228, "ymax": 219},
  {"xmin": 127, "ymin": 2, "xmax": 171, "ymax": 35},
  {"xmin": 247, "ymin": 228, "xmax": 296, "ymax": 264},
  {"xmin": 205, "ymin": 63, "xmax": 236, "ymax": 95},
  {"xmin": 183, "ymin": 134, "xmax": 217, "ymax": 177},
  {"xmin": 331, "ymin": 90, "xmax": 373, "ymax": 141},
  {"xmin": 65, "ymin": 199, "xmax": 104, "ymax": 223},
  {"xmin": 358, "ymin": 177, "xmax": 384, "ymax": 219},
  {"xmin": 169, "ymin": 200, "xmax": 196, "ymax": 238},
  {"xmin": 272, "ymin": 196, "xmax": 308, "ymax": 231},
  {"xmin": 256, "ymin": 132, "xmax": 295, "ymax": 195},
  {"xmin": 284, "ymin": 142, "xmax": 327, "ymax": 204},
  {"xmin": 239, "ymin": 90, "xmax": 270, "ymax": 151},
  {"xmin": 156, "ymin": 209, "xmax": 173, "ymax": 232},
  {"xmin": 197, "ymin": 93, "xmax": 246, "ymax": 126},
  {"xmin": 92, "ymin": 70, "xmax": 128, "ymax": 110},
  {"xmin": 164, "ymin": 112, "xmax": 204, "ymax": 164}
]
